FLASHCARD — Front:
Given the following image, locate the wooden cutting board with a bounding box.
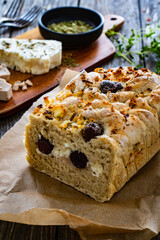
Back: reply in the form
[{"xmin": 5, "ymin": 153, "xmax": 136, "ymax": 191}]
[{"xmin": 0, "ymin": 14, "xmax": 124, "ymax": 118}]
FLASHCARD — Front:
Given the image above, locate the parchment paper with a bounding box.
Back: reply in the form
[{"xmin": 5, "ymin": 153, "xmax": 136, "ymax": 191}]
[{"xmin": 0, "ymin": 69, "xmax": 160, "ymax": 240}]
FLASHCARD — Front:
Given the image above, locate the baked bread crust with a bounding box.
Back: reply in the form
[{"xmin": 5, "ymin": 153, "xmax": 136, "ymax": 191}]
[{"xmin": 25, "ymin": 66, "xmax": 160, "ymax": 202}]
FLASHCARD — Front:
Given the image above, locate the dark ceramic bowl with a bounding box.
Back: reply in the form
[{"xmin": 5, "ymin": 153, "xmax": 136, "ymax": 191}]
[{"xmin": 38, "ymin": 7, "xmax": 104, "ymax": 49}]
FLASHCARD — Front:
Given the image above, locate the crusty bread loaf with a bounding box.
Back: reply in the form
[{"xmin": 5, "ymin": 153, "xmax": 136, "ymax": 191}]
[{"xmin": 25, "ymin": 66, "xmax": 160, "ymax": 202}]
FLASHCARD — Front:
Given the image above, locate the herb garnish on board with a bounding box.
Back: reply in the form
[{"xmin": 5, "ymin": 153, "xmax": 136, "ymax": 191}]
[
  {"xmin": 105, "ymin": 23, "xmax": 160, "ymax": 74},
  {"xmin": 62, "ymin": 53, "xmax": 79, "ymax": 67}
]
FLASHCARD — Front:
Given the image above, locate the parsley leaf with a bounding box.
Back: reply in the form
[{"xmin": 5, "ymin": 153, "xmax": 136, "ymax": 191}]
[{"xmin": 105, "ymin": 22, "xmax": 160, "ymax": 74}]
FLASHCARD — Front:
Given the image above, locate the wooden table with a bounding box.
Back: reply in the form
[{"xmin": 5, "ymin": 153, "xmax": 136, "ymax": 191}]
[{"xmin": 0, "ymin": 0, "xmax": 159, "ymax": 239}]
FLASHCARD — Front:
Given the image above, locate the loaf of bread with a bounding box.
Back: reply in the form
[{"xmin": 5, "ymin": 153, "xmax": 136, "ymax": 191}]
[{"xmin": 25, "ymin": 67, "xmax": 160, "ymax": 202}]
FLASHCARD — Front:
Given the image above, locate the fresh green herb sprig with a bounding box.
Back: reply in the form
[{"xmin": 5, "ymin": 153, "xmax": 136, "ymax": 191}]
[{"xmin": 105, "ymin": 23, "xmax": 160, "ymax": 74}]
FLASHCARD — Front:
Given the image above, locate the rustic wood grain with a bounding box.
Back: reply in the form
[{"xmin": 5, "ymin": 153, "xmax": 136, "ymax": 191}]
[
  {"xmin": 0, "ymin": 0, "xmax": 12, "ymax": 38},
  {"xmin": 0, "ymin": 0, "xmax": 160, "ymax": 240},
  {"xmin": 94, "ymin": 0, "xmax": 143, "ymax": 69},
  {"xmin": 0, "ymin": 221, "xmax": 81, "ymax": 240},
  {"xmin": 138, "ymin": 0, "xmax": 160, "ymax": 71}
]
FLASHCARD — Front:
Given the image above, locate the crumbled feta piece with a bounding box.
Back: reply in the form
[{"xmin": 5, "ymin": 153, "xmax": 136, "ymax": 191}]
[
  {"xmin": 0, "ymin": 78, "xmax": 12, "ymax": 101},
  {"xmin": 90, "ymin": 163, "xmax": 103, "ymax": 177},
  {"xmin": 0, "ymin": 64, "xmax": 10, "ymax": 81}
]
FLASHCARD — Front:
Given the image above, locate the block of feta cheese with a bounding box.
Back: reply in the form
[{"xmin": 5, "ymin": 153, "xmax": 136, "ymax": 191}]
[
  {"xmin": 0, "ymin": 78, "xmax": 12, "ymax": 101},
  {"xmin": 0, "ymin": 39, "xmax": 62, "ymax": 75},
  {"xmin": 0, "ymin": 63, "xmax": 10, "ymax": 81}
]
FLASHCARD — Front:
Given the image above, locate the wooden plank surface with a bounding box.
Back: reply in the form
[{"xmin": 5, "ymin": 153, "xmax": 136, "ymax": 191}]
[
  {"xmin": 0, "ymin": 0, "xmax": 160, "ymax": 240},
  {"xmin": 139, "ymin": 0, "xmax": 160, "ymax": 70}
]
